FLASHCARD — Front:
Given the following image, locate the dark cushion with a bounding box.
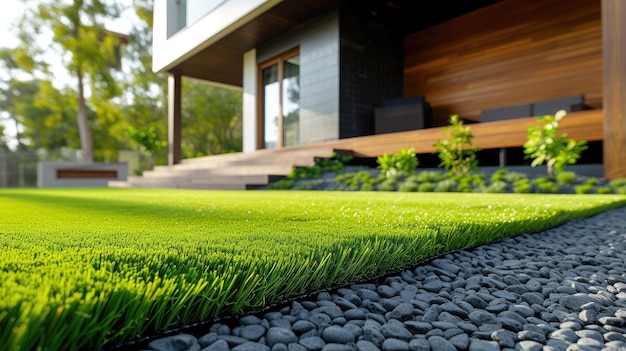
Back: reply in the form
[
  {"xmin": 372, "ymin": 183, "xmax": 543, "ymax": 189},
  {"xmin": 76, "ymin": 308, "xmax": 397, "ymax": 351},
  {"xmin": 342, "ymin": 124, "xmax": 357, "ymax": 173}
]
[{"xmin": 481, "ymin": 104, "xmax": 532, "ymax": 122}]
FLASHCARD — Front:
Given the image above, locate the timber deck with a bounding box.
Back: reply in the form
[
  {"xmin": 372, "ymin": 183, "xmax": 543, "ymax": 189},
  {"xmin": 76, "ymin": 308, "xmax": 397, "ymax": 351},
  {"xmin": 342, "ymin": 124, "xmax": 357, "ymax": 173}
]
[{"xmin": 108, "ymin": 109, "xmax": 603, "ymax": 190}]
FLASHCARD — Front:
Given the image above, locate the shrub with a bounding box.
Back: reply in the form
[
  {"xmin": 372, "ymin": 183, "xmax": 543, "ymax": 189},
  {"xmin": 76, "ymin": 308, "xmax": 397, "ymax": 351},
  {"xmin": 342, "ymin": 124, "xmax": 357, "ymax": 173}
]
[
  {"xmin": 379, "ymin": 179, "xmax": 396, "ymax": 191},
  {"xmin": 490, "ymin": 169, "xmax": 508, "ymax": 183},
  {"xmin": 398, "ymin": 180, "xmax": 419, "ymax": 192},
  {"xmin": 584, "ymin": 178, "xmax": 599, "ymax": 186},
  {"xmin": 360, "ymin": 182, "xmax": 374, "ymax": 191},
  {"xmin": 575, "ymin": 184, "xmax": 594, "ymax": 194},
  {"xmin": 533, "ymin": 177, "xmax": 560, "ymax": 193},
  {"xmin": 597, "ymin": 186, "xmax": 613, "ymax": 194},
  {"xmin": 503, "ymin": 171, "xmax": 529, "ymax": 183},
  {"xmin": 377, "ymin": 148, "xmax": 419, "ymax": 178},
  {"xmin": 485, "ymin": 181, "xmax": 508, "ymax": 193},
  {"xmin": 609, "ymin": 178, "xmax": 626, "ymax": 189},
  {"xmin": 513, "ymin": 179, "xmax": 532, "ymax": 193},
  {"xmin": 523, "ymin": 110, "xmax": 588, "ymax": 176},
  {"xmin": 416, "ymin": 171, "xmax": 447, "ymax": 183},
  {"xmin": 556, "ymin": 171, "xmax": 577, "ymax": 185},
  {"xmin": 268, "ymin": 179, "xmax": 295, "ymax": 190},
  {"xmin": 435, "ymin": 179, "xmax": 457, "ymax": 192},
  {"xmin": 433, "ymin": 114, "xmax": 480, "ymax": 177},
  {"xmin": 418, "ymin": 182, "xmax": 435, "ymax": 192}
]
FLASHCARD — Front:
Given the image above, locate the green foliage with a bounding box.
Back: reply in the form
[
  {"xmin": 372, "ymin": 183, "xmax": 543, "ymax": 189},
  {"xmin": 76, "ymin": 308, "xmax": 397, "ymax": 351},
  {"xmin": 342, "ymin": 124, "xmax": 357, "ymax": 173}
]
[
  {"xmin": 503, "ymin": 171, "xmax": 528, "ymax": 183},
  {"xmin": 533, "ymin": 177, "xmax": 560, "ymax": 193},
  {"xmin": 398, "ymin": 180, "xmax": 418, "ymax": 192},
  {"xmin": 376, "ymin": 148, "xmax": 418, "ymax": 178},
  {"xmin": 490, "ymin": 169, "xmax": 508, "ymax": 183},
  {"xmin": 267, "ymin": 179, "xmax": 295, "ymax": 190},
  {"xmin": 513, "ymin": 179, "xmax": 533, "ymax": 193},
  {"xmin": 556, "ymin": 171, "xmax": 577, "ymax": 185},
  {"xmin": 575, "ymin": 184, "xmax": 594, "ymax": 194},
  {"xmin": 523, "ymin": 110, "xmax": 588, "ymax": 176},
  {"xmin": 379, "ymin": 178, "xmax": 396, "ymax": 191},
  {"xmin": 433, "ymin": 115, "xmax": 480, "ymax": 176},
  {"xmin": 435, "ymin": 179, "xmax": 457, "ymax": 192},
  {"xmin": 609, "ymin": 178, "xmax": 626, "ymax": 189},
  {"xmin": 597, "ymin": 186, "xmax": 613, "ymax": 194},
  {"xmin": 584, "ymin": 178, "xmax": 599, "ymax": 186},
  {"xmin": 418, "ymin": 182, "xmax": 435, "ymax": 192},
  {"xmin": 485, "ymin": 181, "xmax": 508, "ymax": 193}
]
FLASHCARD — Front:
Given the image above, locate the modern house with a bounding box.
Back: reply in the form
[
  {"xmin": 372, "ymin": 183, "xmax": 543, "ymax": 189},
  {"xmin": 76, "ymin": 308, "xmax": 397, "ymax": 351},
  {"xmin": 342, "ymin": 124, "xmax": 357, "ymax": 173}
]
[{"xmin": 110, "ymin": 0, "xmax": 625, "ymax": 189}]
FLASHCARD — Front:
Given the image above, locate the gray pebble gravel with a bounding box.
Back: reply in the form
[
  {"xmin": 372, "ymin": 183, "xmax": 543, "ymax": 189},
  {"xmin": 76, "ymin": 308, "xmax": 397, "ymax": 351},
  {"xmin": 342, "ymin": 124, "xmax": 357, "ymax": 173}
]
[{"xmin": 129, "ymin": 206, "xmax": 626, "ymax": 351}]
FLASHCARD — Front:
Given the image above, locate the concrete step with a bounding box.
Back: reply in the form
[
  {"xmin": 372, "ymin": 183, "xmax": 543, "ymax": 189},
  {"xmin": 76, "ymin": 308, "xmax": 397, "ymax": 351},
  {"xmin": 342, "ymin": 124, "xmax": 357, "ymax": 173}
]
[{"xmin": 109, "ymin": 145, "xmax": 348, "ymax": 190}]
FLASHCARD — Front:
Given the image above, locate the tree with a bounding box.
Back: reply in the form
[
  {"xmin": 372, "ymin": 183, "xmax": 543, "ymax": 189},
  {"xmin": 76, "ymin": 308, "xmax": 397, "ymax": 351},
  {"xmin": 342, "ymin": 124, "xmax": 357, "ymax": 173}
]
[
  {"xmin": 17, "ymin": 0, "xmax": 123, "ymax": 163},
  {"xmin": 181, "ymin": 80, "xmax": 242, "ymax": 158},
  {"xmin": 0, "ymin": 48, "xmax": 30, "ymax": 150}
]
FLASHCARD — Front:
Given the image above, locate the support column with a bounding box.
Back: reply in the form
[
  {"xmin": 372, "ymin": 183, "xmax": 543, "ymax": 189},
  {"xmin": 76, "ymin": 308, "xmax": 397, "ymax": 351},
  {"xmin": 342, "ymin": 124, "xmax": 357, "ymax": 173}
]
[
  {"xmin": 602, "ymin": 0, "xmax": 626, "ymax": 180},
  {"xmin": 168, "ymin": 71, "xmax": 182, "ymax": 165}
]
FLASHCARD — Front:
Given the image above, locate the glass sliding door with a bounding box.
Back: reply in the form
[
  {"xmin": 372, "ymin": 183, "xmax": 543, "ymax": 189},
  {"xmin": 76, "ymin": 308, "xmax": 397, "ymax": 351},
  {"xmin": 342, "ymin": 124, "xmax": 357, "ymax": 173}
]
[
  {"xmin": 259, "ymin": 49, "xmax": 300, "ymax": 149},
  {"xmin": 261, "ymin": 65, "xmax": 279, "ymax": 149}
]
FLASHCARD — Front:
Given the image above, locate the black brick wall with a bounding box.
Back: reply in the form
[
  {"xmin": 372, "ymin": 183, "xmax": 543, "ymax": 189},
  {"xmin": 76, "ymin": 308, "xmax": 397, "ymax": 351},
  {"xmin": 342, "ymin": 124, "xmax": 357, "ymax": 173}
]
[{"xmin": 339, "ymin": 12, "xmax": 403, "ymax": 139}]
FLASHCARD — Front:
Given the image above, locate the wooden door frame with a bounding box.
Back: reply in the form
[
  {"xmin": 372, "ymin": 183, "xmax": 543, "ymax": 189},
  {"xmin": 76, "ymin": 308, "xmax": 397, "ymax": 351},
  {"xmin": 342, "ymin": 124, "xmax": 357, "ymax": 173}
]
[{"xmin": 257, "ymin": 47, "xmax": 300, "ymax": 149}]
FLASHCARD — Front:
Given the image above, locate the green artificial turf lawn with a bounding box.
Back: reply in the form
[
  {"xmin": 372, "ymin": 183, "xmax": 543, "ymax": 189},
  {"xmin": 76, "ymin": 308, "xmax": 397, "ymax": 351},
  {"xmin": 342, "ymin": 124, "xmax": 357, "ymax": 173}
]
[{"xmin": 1, "ymin": 188, "xmax": 625, "ymax": 351}]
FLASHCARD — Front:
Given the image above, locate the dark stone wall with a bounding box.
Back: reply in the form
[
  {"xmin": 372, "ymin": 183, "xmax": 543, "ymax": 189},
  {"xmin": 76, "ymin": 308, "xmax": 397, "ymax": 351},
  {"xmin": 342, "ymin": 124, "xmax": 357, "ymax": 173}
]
[{"xmin": 339, "ymin": 12, "xmax": 404, "ymax": 139}]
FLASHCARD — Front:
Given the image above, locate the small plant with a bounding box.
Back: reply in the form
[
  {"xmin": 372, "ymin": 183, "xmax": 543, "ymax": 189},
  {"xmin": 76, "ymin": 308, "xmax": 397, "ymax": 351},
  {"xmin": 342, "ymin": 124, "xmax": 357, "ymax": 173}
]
[
  {"xmin": 267, "ymin": 179, "xmax": 295, "ymax": 190},
  {"xmin": 597, "ymin": 186, "xmax": 613, "ymax": 194},
  {"xmin": 556, "ymin": 171, "xmax": 577, "ymax": 185},
  {"xmin": 434, "ymin": 114, "xmax": 480, "ymax": 177},
  {"xmin": 575, "ymin": 184, "xmax": 594, "ymax": 194},
  {"xmin": 513, "ymin": 179, "xmax": 532, "ymax": 193},
  {"xmin": 416, "ymin": 171, "xmax": 447, "ymax": 183},
  {"xmin": 398, "ymin": 180, "xmax": 418, "ymax": 192},
  {"xmin": 435, "ymin": 179, "xmax": 457, "ymax": 192},
  {"xmin": 379, "ymin": 178, "xmax": 396, "ymax": 191},
  {"xmin": 485, "ymin": 181, "xmax": 508, "ymax": 193},
  {"xmin": 490, "ymin": 169, "xmax": 508, "ymax": 183},
  {"xmin": 533, "ymin": 177, "xmax": 560, "ymax": 193},
  {"xmin": 609, "ymin": 178, "xmax": 626, "ymax": 194},
  {"xmin": 523, "ymin": 110, "xmax": 588, "ymax": 176},
  {"xmin": 377, "ymin": 148, "xmax": 419, "ymax": 178},
  {"xmin": 503, "ymin": 171, "xmax": 528, "ymax": 183},
  {"xmin": 418, "ymin": 182, "xmax": 435, "ymax": 192}
]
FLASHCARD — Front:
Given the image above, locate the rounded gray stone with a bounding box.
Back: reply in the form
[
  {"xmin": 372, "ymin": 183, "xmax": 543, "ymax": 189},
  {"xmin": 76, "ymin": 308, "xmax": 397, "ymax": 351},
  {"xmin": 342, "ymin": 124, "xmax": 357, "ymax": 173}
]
[
  {"xmin": 321, "ymin": 326, "xmax": 354, "ymax": 344},
  {"xmin": 148, "ymin": 334, "xmax": 199, "ymax": 351},
  {"xmin": 449, "ymin": 333, "xmax": 470, "ymax": 350},
  {"xmin": 288, "ymin": 343, "xmax": 308, "ymax": 351},
  {"xmin": 427, "ymin": 336, "xmax": 456, "ymax": 351},
  {"xmin": 240, "ymin": 316, "xmax": 263, "ymax": 326},
  {"xmin": 468, "ymin": 339, "xmax": 499, "ymax": 351},
  {"xmin": 298, "ymin": 336, "xmax": 325, "ymax": 351},
  {"xmin": 388, "ymin": 303, "xmax": 414, "ymax": 321},
  {"xmin": 515, "ymin": 340, "xmax": 543, "ymax": 351},
  {"xmin": 266, "ymin": 328, "xmax": 298, "ymax": 347},
  {"xmin": 355, "ymin": 340, "xmax": 380, "ymax": 351},
  {"xmin": 469, "ymin": 310, "xmax": 499, "ymax": 325},
  {"xmin": 203, "ymin": 339, "xmax": 230, "ymax": 351},
  {"xmin": 407, "ymin": 338, "xmax": 429, "ymax": 351},
  {"xmin": 491, "ymin": 329, "xmax": 516, "ymax": 349},
  {"xmin": 233, "ymin": 342, "xmax": 271, "ymax": 351},
  {"xmin": 320, "ymin": 343, "xmax": 353, "ymax": 351},
  {"xmin": 381, "ymin": 338, "xmax": 409, "ymax": 351},
  {"xmin": 293, "ymin": 320, "xmax": 317, "ymax": 335},
  {"xmin": 240, "ymin": 325, "xmax": 267, "ymax": 341}
]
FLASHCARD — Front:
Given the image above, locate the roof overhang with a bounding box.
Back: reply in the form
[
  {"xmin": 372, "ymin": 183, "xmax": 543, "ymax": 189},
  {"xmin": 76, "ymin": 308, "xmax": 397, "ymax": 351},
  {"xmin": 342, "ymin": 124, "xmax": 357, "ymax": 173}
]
[
  {"xmin": 152, "ymin": 0, "xmax": 502, "ymax": 87},
  {"xmin": 153, "ymin": 0, "xmax": 339, "ymax": 87}
]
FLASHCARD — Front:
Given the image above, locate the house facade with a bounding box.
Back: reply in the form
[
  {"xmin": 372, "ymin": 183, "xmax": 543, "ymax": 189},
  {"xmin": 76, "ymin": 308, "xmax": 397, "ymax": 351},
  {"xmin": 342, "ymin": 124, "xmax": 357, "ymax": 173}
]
[{"xmin": 152, "ymin": 0, "xmax": 626, "ymax": 179}]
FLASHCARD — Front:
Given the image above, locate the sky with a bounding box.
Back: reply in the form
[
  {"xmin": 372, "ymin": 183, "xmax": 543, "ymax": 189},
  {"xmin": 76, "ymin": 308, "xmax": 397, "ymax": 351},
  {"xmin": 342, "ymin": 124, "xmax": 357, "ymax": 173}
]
[{"xmin": 0, "ymin": 0, "xmax": 136, "ymax": 148}]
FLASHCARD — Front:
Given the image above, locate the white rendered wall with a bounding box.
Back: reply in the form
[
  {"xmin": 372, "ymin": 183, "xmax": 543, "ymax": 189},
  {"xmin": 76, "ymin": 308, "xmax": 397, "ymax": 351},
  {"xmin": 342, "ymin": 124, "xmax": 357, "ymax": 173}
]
[
  {"xmin": 153, "ymin": 0, "xmax": 281, "ymax": 74},
  {"xmin": 242, "ymin": 49, "xmax": 258, "ymax": 152}
]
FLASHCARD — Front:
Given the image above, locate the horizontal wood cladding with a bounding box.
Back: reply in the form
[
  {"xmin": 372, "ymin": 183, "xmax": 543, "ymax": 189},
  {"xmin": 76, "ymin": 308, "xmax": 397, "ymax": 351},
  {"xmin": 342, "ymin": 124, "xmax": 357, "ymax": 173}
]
[
  {"xmin": 404, "ymin": 0, "xmax": 601, "ymax": 126},
  {"xmin": 319, "ymin": 109, "xmax": 602, "ymax": 157}
]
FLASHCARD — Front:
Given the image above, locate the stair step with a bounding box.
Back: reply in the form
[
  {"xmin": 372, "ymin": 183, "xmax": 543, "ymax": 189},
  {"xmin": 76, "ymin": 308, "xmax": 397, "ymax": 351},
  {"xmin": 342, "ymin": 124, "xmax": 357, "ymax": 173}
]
[{"xmin": 109, "ymin": 146, "xmax": 346, "ymax": 190}]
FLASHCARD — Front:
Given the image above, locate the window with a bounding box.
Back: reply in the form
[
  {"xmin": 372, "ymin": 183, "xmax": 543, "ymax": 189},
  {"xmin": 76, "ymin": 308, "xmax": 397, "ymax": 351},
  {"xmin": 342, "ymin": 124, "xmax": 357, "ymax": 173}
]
[{"xmin": 259, "ymin": 48, "xmax": 300, "ymax": 149}]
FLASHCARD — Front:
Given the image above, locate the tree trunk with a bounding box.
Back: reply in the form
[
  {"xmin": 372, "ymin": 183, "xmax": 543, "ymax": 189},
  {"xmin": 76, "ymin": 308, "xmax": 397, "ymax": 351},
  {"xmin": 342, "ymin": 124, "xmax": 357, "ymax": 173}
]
[{"xmin": 76, "ymin": 66, "xmax": 93, "ymax": 163}]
